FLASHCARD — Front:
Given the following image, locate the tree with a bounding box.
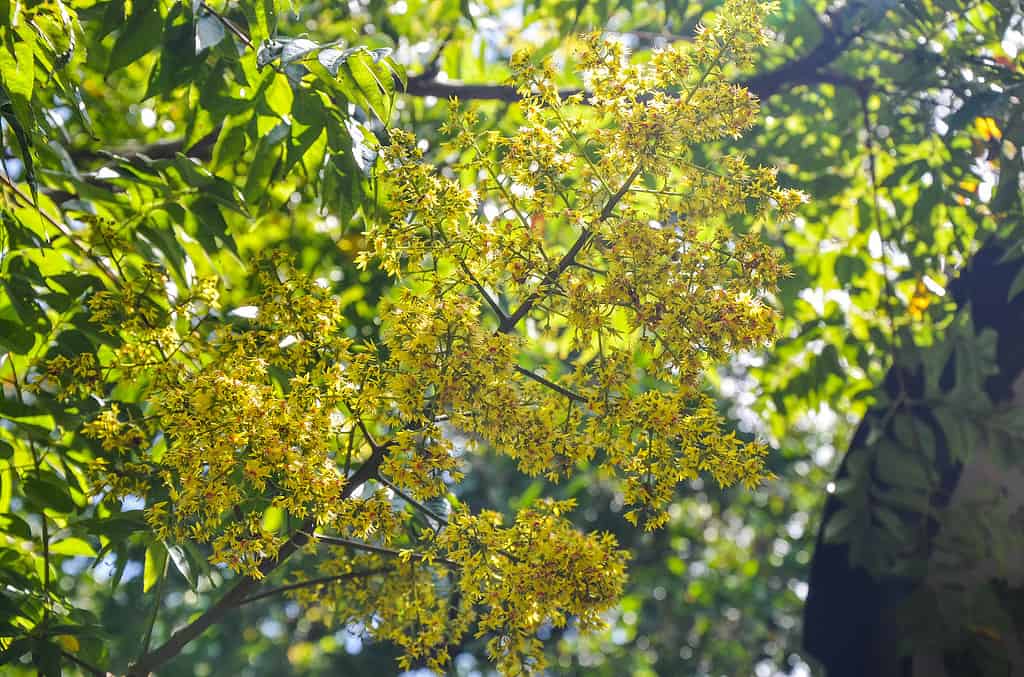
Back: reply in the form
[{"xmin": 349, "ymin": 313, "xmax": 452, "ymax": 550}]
[
  {"xmin": 0, "ymin": 0, "xmax": 807, "ymax": 674},
  {"xmin": 805, "ymin": 238, "xmax": 1024, "ymax": 676},
  {"xmin": 3, "ymin": 0, "xmax": 1024, "ymax": 675}
]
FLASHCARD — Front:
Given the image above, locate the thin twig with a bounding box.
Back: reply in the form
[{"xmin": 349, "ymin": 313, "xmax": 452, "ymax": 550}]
[
  {"xmin": 199, "ymin": 1, "xmax": 253, "ymax": 50},
  {"xmin": 60, "ymin": 649, "xmax": 109, "ymax": 677},
  {"xmin": 375, "ymin": 471, "xmax": 450, "ymax": 525},
  {"xmin": 349, "ymin": 410, "xmax": 381, "ymax": 452},
  {"xmin": 515, "ymin": 365, "xmax": 586, "ymax": 403},
  {"xmin": 236, "ymin": 568, "xmax": 394, "ymax": 605},
  {"xmin": 459, "ymin": 260, "xmax": 509, "ymax": 323},
  {"xmin": 312, "ymin": 533, "xmax": 458, "ymax": 568}
]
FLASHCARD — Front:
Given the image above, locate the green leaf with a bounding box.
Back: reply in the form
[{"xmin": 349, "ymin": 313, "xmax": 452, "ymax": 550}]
[
  {"xmin": 343, "ymin": 49, "xmax": 393, "ymax": 123},
  {"xmin": 1009, "ymin": 266, "xmax": 1024, "ymax": 302},
  {"xmin": 881, "ymin": 159, "xmax": 927, "ymax": 188},
  {"xmin": 934, "ymin": 405, "xmax": 979, "ymax": 463},
  {"xmin": 822, "ymin": 505, "xmax": 859, "ymax": 544},
  {"xmin": 22, "ymin": 475, "xmax": 77, "ymax": 514},
  {"xmin": 0, "ymin": 319, "xmax": 34, "ymax": 353},
  {"xmin": 0, "ymin": 99, "xmax": 36, "ymax": 196},
  {"xmin": 93, "ymin": 0, "xmax": 126, "ymax": 40},
  {"xmin": 69, "ymin": 85, "xmax": 95, "ymax": 137},
  {"xmin": 0, "ymin": 398, "xmax": 54, "ymax": 435},
  {"xmin": 49, "ymin": 537, "xmax": 97, "ymax": 558},
  {"xmin": 0, "ymin": 512, "xmax": 31, "ymax": 540},
  {"xmin": 144, "ymin": 5, "xmax": 203, "ymax": 101},
  {"xmin": 246, "ymin": 0, "xmax": 277, "ymax": 43},
  {"xmin": 874, "ymin": 440, "xmax": 932, "ymax": 491},
  {"xmin": 284, "ymin": 122, "xmax": 325, "ymax": 177},
  {"xmin": 48, "ymin": 272, "xmax": 102, "ymax": 299},
  {"xmin": 242, "ymin": 121, "xmax": 289, "ymax": 204},
  {"xmin": 382, "ymin": 55, "xmax": 406, "ymax": 90},
  {"xmin": 3, "ymin": 35, "xmax": 35, "ymax": 114},
  {"xmin": 191, "ymin": 197, "xmax": 239, "ymax": 257},
  {"xmin": 4, "ymin": 260, "xmax": 49, "ymax": 328},
  {"xmin": 107, "ymin": 0, "xmax": 163, "ymax": 73},
  {"xmin": 920, "ymin": 338, "xmax": 953, "ymax": 397},
  {"xmin": 166, "ymin": 542, "xmax": 198, "ymax": 589},
  {"xmin": 0, "ymin": 31, "xmax": 34, "ymax": 110},
  {"xmin": 211, "ymin": 115, "xmax": 250, "ymax": 171},
  {"xmin": 878, "ymin": 487, "xmax": 931, "ymax": 513},
  {"xmin": 511, "ymin": 480, "xmax": 543, "ymax": 510},
  {"xmin": 262, "ymin": 506, "xmax": 284, "ymax": 533},
  {"xmin": 143, "ymin": 541, "xmax": 167, "ymax": 593},
  {"xmin": 909, "ymin": 184, "xmax": 940, "ymax": 229},
  {"xmin": 172, "ymin": 155, "xmax": 246, "ymax": 214},
  {"xmin": 890, "ymin": 414, "xmax": 937, "ymax": 462},
  {"xmin": 74, "ymin": 510, "xmax": 148, "ymax": 542},
  {"xmin": 873, "ymin": 505, "xmax": 910, "ymax": 540},
  {"xmin": 195, "ymin": 12, "xmax": 226, "ymax": 53},
  {"xmin": 136, "ymin": 222, "xmax": 186, "ymax": 282},
  {"xmin": 834, "ymin": 254, "xmax": 867, "ymax": 284}
]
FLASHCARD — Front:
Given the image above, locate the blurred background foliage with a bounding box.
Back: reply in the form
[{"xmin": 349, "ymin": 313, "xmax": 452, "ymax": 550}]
[{"xmin": 2, "ymin": 0, "xmax": 1023, "ymax": 674}]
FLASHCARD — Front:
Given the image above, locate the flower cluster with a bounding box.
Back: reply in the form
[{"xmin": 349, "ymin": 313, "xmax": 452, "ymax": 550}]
[
  {"xmin": 437, "ymin": 500, "xmax": 628, "ymax": 674},
  {"xmin": 295, "ymin": 500, "xmax": 626, "ymax": 674},
  {"xmin": 361, "ymin": 0, "xmax": 799, "ymax": 529},
  {"xmin": 72, "ymin": 0, "xmax": 798, "ymax": 671}
]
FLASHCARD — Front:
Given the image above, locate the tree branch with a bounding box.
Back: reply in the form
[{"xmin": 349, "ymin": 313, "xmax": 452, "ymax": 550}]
[
  {"xmin": 459, "ymin": 259, "xmax": 509, "ymax": 324},
  {"xmin": 499, "ymin": 164, "xmax": 642, "ymax": 333},
  {"xmin": 404, "ymin": 3, "xmax": 880, "ymax": 104},
  {"xmin": 68, "ymin": 127, "xmax": 220, "ymax": 166},
  {"xmin": 102, "ymin": 7, "xmax": 895, "ymax": 676},
  {"xmin": 66, "ymin": 5, "xmax": 878, "ymax": 175}
]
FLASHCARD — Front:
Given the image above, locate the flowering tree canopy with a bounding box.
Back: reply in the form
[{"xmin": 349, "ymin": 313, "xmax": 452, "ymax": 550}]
[
  {"xmin": 0, "ymin": 0, "xmax": 804, "ymax": 674},
  {"xmin": 5, "ymin": 0, "xmax": 1022, "ymax": 674}
]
